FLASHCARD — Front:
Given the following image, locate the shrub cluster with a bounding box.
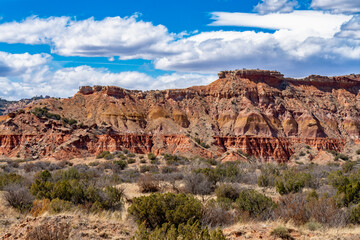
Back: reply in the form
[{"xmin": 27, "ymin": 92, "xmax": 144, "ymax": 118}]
[
  {"xmin": 128, "ymin": 193, "xmax": 202, "ymax": 230},
  {"xmin": 29, "ymin": 169, "xmax": 124, "ymax": 211},
  {"xmin": 32, "ymin": 107, "xmax": 60, "ymax": 120}
]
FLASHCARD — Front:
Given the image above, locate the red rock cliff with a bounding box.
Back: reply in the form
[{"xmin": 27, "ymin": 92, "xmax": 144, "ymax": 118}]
[{"xmin": 1, "ymin": 69, "xmax": 359, "ymax": 161}]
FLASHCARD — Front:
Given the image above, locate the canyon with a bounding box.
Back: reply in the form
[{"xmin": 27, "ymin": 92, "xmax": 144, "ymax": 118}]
[{"xmin": 0, "ymin": 69, "xmax": 359, "ymax": 162}]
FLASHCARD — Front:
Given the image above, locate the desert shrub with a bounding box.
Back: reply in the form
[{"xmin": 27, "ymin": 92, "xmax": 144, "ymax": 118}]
[
  {"xmin": 133, "ymin": 221, "xmax": 225, "ymax": 240},
  {"xmin": 123, "ymin": 149, "xmax": 129, "ymax": 154},
  {"xmin": 137, "ymin": 174, "xmax": 160, "ymax": 193},
  {"xmin": 4, "ymin": 184, "xmax": 34, "ymax": 212},
  {"xmin": 118, "ymin": 169, "xmax": 141, "ymax": 183},
  {"xmin": 275, "ymin": 193, "xmax": 347, "ymax": 226},
  {"xmin": 350, "ymin": 204, "xmax": 360, "ymax": 224},
  {"xmin": 32, "ymin": 107, "xmax": 61, "ymax": 120},
  {"xmin": 270, "ymin": 226, "xmax": 292, "ymax": 240},
  {"xmin": 61, "ymin": 167, "xmax": 80, "ymax": 180},
  {"xmin": 30, "ymin": 171, "xmax": 54, "ymax": 199},
  {"xmin": 49, "ymin": 198, "xmax": 73, "ymax": 213},
  {"xmin": 235, "ymin": 189, "xmax": 275, "ymax": 219},
  {"xmin": 215, "ymin": 184, "xmax": 239, "ymax": 202},
  {"xmin": 163, "ymin": 154, "xmax": 189, "ymax": 165},
  {"xmin": 184, "ymin": 172, "xmax": 214, "ymax": 195},
  {"xmin": 328, "ymin": 169, "xmax": 360, "ymax": 206},
  {"xmin": 89, "ymin": 161, "xmax": 100, "ymax": 167},
  {"xmin": 202, "ymin": 199, "xmax": 236, "ymax": 227},
  {"xmin": 205, "ymin": 158, "xmax": 218, "ymax": 166},
  {"xmin": 275, "ymin": 193, "xmax": 309, "ymax": 225},
  {"xmin": 128, "ymin": 193, "xmax": 202, "ymax": 230},
  {"xmin": 257, "ymin": 164, "xmax": 279, "ymax": 187},
  {"xmin": 62, "ymin": 117, "xmax": 77, "ymax": 126},
  {"xmin": 327, "ymin": 170, "xmax": 348, "ymax": 189},
  {"xmin": 299, "ymin": 151, "xmax": 306, "ymax": 157},
  {"xmin": 194, "ymin": 162, "xmax": 242, "ymax": 183},
  {"xmin": 127, "ymin": 158, "xmax": 136, "ymax": 164},
  {"xmin": 342, "ymin": 161, "xmax": 356, "ymax": 173},
  {"xmin": 104, "ymin": 153, "xmax": 115, "ymax": 160},
  {"xmin": 357, "ymin": 149, "xmax": 360, "ymax": 155},
  {"xmin": 275, "ymin": 170, "xmax": 312, "ymax": 195},
  {"xmin": 140, "ymin": 165, "xmax": 158, "ymax": 173},
  {"xmin": 140, "ymin": 159, "xmax": 147, "ymax": 164},
  {"xmin": 147, "ymin": 153, "xmax": 157, "ymax": 161},
  {"xmin": 113, "ymin": 160, "xmax": 127, "ymax": 170},
  {"xmin": 101, "ymin": 186, "xmax": 124, "ymax": 210},
  {"xmin": 336, "ymin": 154, "xmax": 349, "ymax": 161},
  {"xmin": 161, "ymin": 166, "xmax": 177, "ymax": 174},
  {"xmin": 304, "ymin": 220, "xmax": 322, "ymax": 231},
  {"xmin": 0, "ymin": 173, "xmax": 23, "ymax": 190},
  {"xmin": 25, "ymin": 221, "xmax": 71, "ymax": 240},
  {"xmin": 30, "ymin": 199, "xmax": 50, "ymax": 217},
  {"xmin": 128, "ymin": 153, "xmax": 136, "ymax": 157},
  {"xmin": 96, "ymin": 151, "xmax": 111, "ymax": 159}
]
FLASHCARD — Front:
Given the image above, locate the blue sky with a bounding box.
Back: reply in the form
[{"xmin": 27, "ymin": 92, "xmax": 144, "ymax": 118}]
[{"xmin": 0, "ymin": 0, "xmax": 359, "ymax": 99}]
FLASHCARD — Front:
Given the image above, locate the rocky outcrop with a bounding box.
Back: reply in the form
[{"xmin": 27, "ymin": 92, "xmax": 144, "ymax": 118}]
[
  {"xmin": 213, "ymin": 136, "xmax": 346, "ymax": 162},
  {"xmin": 1, "ymin": 69, "xmax": 359, "ymax": 161}
]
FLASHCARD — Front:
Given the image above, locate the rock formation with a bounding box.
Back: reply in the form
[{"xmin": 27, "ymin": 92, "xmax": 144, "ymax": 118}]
[{"xmin": 1, "ymin": 69, "xmax": 359, "ymax": 162}]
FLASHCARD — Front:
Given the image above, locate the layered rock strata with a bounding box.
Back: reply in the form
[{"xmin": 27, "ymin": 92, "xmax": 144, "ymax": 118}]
[{"xmin": 1, "ymin": 69, "xmax": 359, "ymax": 161}]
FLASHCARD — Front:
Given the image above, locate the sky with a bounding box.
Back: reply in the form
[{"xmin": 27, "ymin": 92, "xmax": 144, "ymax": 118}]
[{"xmin": 0, "ymin": 0, "xmax": 360, "ymax": 100}]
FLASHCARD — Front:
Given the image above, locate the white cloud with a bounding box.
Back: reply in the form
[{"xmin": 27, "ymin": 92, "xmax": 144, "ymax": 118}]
[
  {"xmin": 1, "ymin": 12, "xmax": 360, "ymax": 94},
  {"xmin": 311, "ymin": 0, "xmax": 360, "ymax": 13},
  {"xmin": 0, "ymin": 51, "xmax": 51, "ymax": 81},
  {"xmin": 0, "ymin": 15, "xmax": 174, "ymax": 59},
  {"xmin": 209, "ymin": 11, "xmax": 351, "ymax": 38},
  {"xmin": 0, "ymin": 52, "xmax": 216, "ymax": 100},
  {"xmin": 154, "ymin": 11, "xmax": 359, "ymax": 74},
  {"xmin": 254, "ymin": 0, "xmax": 298, "ymax": 14},
  {"xmin": 336, "ymin": 16, "xmax": 360, "ymax": 39}
]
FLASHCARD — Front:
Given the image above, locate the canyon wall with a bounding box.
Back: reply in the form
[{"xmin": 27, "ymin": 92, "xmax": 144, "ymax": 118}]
[{"xmin": 1, "ymin": 69, "xmax": 359, "ymax": 162}]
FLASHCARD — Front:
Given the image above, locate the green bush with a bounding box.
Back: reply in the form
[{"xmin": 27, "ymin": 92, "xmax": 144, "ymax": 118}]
[
  {"xmin": 350, "ymin": 204, "xmax": 360, "ymax": 224},
  {"xmin": 270, "ymin": 226, "xmax": 291, "ymax": 239},
  {"xmin": 32, "ymin": 107, "xmax": 60, "ymax": 120},
  {"xmin": 113, "ymin": 160, "xmax": 127, "ymax": 170},
  {"xmin": 275, "ymin": 170, "xmax": 312, "ymax": 195},
  {"xmin": 357, "ymin": 149, "xmax": 360, "ymax": 155},
  {"xmin": 49, "ymin": 198, "xmax": 73, "ymax": 213},
  {"xmin": 127, "ymin": 158, "xmax": 136, "ymax": 164},
  {"xmin": 128, "ymin": 153, "xmax": 136, "ymax": 157},
  {"xmin": 342, "ymin": 161, "xmax": 356, "ymax": 173},
  {"xmin": 336, "ymin": 154, "xmax": 349, "ymax": 161},
  {"xmin": 257, "ymin": 164, "xmax": 279, "ymax": 187},
  {"xmin": 30, "ymin": 170, "xmax": 54, "ymax": 199},
  {"xmin": 133, "ymin": 221, "xmax": 225, "ymax": 240},
  {"xmin": 0, "ymin": 173, "xmax": 23, "ymax": 190},
  {"xmin": 62, "ymin": 118, "xmax": 77, "ymax": 126},
  {"xmin": 147, "ymin": 153, "xmax": 157, "ymax": 161},
  {"xmin": 215, "ymin": 184, "xmax": 239, "ymax": 202},
  {"xmin": 96, "ymin": 151, "xmax": 111, "ymax": 159},
  {"xmin": 195, "ymin": 162, "xmax": 242, "ymax": 183},
  {"xmin": 235, "ymin": 189, "xmax": 275, "ymax": 218},
  {"xmin": 128, "ymin": 193, "xmax": 202, "ymax": 230},
  {"xmin": 163, "ymin": 154, "xmax": 188, "ymax": 165}
]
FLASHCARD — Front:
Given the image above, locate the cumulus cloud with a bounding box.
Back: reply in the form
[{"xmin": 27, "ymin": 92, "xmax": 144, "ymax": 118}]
[
  {"xmin": 0, "ymin": 15, "xmax": 174, "ymax": 59},
  {"xmin": 154, "ymin": 11, "xmax": 359, "ymax": 74},
  {"xmin": 0, "ymin": 52, "xmax": 216, "ymax": 100},
  {"xmin": 311, "ymin": 0, "xmax": 360, "ymax": 13},
  {"xmin": 1, "ymin": 12, "xmax": 360, "ymax": 95},
  {"xmin": 254, "ymin": 0, "xmax": 298, "ymax": 14},
  {"xmin": 336, "ymin": 16, "xmax": 360, "ymax": 39},
  {"xmin": 0, "ymin": 51, "xmax": 51, "ymax": 78}
]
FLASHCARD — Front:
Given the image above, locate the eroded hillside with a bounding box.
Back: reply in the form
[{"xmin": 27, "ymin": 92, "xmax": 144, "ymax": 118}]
[{"xmin": 1, "ymin": 69, "xmax": 359, "ymax": 161}]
